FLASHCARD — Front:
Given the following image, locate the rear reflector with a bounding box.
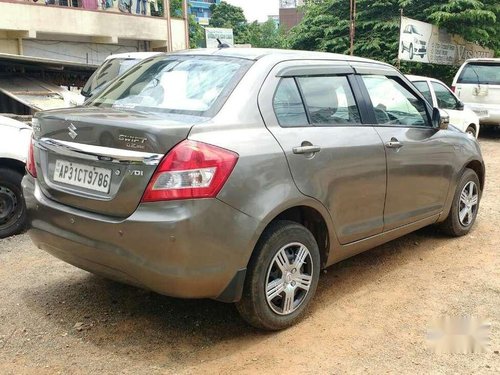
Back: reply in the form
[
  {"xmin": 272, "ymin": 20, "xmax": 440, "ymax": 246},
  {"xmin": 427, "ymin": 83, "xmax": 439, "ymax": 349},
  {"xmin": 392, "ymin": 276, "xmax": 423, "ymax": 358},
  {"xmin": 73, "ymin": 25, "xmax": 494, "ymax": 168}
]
[
  {"xmin": 26, "ymin": 138, "xmax": 37, "ymax": 178},
  {"xmin": 141, "ymin": 140, "xmax": 238, "ymax": 202}
]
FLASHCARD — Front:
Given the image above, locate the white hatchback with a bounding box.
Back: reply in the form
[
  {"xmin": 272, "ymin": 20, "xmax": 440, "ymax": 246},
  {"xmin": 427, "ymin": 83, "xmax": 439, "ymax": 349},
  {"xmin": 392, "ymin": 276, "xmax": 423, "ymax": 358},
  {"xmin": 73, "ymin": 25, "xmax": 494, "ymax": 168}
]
[
  {"xmin": 0, "ymin": 116, "xmax": 32, "ymax": 238},
  {"xmin": 408, "ymin": 75, "xmax": 480, "ymax": 138},
  {"xmin": 451, "ymin": 58, "xmax": 500, "ymax": 127}
]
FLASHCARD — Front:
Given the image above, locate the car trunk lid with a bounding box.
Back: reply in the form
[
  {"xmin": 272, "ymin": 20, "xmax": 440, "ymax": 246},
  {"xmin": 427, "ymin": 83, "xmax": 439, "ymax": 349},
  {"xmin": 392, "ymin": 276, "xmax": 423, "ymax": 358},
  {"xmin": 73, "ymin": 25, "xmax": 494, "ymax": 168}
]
[{"xmin": 33, "ymin": 107, "xmax": 206, "ymax": 217}]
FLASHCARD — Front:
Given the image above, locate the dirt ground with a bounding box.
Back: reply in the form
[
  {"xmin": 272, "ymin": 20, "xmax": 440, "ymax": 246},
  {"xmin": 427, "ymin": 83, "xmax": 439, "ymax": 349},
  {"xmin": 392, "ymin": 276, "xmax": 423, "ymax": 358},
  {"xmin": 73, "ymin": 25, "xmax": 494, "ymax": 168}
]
[{"xmin": 1, "ymin": 129, "xmax": 499, "ymax": 375}]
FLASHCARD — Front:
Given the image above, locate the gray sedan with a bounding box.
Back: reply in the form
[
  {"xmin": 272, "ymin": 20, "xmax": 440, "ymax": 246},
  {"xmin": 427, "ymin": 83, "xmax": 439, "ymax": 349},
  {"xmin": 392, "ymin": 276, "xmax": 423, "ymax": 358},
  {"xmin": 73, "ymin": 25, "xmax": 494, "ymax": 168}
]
[{"xmin": 23, "ymin": 49, "xmax": 484, "ymax": 330}]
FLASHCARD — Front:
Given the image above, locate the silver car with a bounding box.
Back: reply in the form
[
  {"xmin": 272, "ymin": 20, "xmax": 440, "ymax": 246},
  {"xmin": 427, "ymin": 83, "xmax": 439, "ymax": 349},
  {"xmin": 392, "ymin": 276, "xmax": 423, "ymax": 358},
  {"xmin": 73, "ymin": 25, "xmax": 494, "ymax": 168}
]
[{"xmin": 23, "ymin": 49, "xmax": 485, "ymax": 330}]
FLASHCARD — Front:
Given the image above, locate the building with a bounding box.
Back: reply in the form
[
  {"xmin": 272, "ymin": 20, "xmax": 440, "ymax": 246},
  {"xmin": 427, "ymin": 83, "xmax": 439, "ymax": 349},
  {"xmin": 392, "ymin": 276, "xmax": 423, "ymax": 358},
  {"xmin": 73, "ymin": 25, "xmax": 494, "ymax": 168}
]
[
  {"xmin": 188, "ymin": 0, "xmax": 220, "ymax": 26},
  {"xmin": 279, "ymin": 0, "xmax": 304, "ymax": 31},
  {"xmin": 0, "ymin": 0, "xmax": 189, "ymax": 65}
]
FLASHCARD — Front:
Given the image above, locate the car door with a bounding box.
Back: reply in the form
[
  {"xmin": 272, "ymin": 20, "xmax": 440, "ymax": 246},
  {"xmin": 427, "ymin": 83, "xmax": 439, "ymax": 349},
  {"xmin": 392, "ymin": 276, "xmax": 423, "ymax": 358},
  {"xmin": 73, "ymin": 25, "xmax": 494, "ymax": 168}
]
[
  {"xmin": 411, "ymin": 80, "xmax": 434, "ymax": 106},
  {"xmin": 355, "ymin": 72, "xmax": 455, "ymax": 231},
  {"xmin": 430, "ymin": 80, "xmax": 465, "ymax": 131},
  {"xmin": 258, "ymin": 61, "xmax": 387, "ymax": 244}
]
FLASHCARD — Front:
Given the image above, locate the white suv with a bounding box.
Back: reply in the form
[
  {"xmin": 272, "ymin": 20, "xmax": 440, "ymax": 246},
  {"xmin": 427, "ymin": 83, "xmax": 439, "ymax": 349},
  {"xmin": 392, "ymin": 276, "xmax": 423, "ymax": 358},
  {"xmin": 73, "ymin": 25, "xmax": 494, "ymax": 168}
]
[
  {"xmin": 408, "ymin": 75, "xmax": 480, "ymax": 138},
  {"xmin": 452, "ymin": 58, "xmax": 500, "ymax": 127}
]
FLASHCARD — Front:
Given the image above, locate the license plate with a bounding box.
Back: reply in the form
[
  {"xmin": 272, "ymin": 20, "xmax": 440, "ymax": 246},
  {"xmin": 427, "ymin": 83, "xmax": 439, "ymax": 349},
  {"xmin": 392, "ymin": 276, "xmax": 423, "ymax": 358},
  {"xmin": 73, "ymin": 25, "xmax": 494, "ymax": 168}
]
[
  {"xmin": 53, "ymin": 159, "xmax": 112, "ymax": 193},
  {"xmin": 473, "ymin": 109, "xmax": 488, "ymax": 118}
]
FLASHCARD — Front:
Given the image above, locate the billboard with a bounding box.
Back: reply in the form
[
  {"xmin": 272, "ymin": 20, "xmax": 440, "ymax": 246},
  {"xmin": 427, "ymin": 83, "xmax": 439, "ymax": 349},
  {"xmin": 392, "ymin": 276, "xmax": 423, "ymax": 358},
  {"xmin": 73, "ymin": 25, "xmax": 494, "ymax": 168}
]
[
  {"xmin": 204, "ymin": 27, "xmax": 234, "ymax": 48},
  {"xmin": 398, "ymin": 16, "xmax": 494, "ymax": 65}
]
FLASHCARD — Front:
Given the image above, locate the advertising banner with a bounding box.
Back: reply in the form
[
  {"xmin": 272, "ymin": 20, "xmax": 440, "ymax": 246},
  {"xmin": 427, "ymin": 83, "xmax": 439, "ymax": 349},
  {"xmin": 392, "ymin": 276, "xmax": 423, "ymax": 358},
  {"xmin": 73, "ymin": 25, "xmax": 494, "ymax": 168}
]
[
  {"xmin": 204, "ymin": 27, "xmax": 234, "ymax": 48},
  {"xmin": 398, "ymin": 16, "xmax": 494, "ymax": 65}
]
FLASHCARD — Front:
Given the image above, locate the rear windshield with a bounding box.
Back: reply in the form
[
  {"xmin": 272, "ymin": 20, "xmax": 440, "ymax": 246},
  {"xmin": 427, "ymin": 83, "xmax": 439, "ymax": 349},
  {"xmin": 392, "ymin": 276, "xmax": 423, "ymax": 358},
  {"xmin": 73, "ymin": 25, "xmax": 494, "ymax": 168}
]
[
  {"xmin": 87, "ymin": 56, "xmax": 252, "ymax": 116},
  {"xmin": 82, "ymin": 58, "xmax": 143, "ymax": 96},
  {"xmin": 458, "ymin": 63, "xmax": 500, "ymax": 85}
]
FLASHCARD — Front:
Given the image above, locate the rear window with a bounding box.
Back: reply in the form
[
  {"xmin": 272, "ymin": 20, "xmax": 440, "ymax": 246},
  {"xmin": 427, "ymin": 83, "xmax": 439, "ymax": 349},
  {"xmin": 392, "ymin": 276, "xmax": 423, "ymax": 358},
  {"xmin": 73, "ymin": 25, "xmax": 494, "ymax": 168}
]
[
  {"xmin": 82, "ymin": 58, "xmax": 142, "ymax": 96},
  {"xmin": 87, "ymin": 56, "xmax": 252, "ymax": 116},
  {"xmin": 458, "ymin": 63, "xmax": 500, "ymax": 85}
]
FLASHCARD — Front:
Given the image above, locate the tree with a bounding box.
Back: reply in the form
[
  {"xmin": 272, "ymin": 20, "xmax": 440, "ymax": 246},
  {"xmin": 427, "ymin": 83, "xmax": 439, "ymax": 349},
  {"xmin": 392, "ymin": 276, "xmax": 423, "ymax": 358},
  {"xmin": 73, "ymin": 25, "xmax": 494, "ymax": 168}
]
[
  {"xmin": 189, "ymin": 14, "xmax": 205, "ymax": 48},
  {"xmin": 170, "ymin": 0, "xmax": 183, "ymax": 18},
  {"xmin": 209, "ymin": 1, "xmax": 249, "ymax": 44},
  {"xmin": 247, "ymin": 20, "xmax": 287, "ymax": 48},
  {"xmin": 287, "ymin": 0, "xmax": 499, "ymax": 83}
]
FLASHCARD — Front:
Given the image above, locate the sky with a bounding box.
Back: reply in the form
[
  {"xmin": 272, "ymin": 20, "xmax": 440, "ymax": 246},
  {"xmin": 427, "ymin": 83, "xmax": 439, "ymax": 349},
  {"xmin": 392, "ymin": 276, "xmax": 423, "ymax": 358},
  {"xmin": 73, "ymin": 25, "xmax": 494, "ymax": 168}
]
[{"xmin": 226, "ymin": 0, "xmax": 280, "ymax": 23}]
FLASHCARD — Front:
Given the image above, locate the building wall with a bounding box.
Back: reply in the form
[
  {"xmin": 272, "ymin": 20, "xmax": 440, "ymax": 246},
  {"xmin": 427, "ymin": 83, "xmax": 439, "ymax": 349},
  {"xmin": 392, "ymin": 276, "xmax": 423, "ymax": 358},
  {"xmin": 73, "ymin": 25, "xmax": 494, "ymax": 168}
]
[
  {"xmin": 0, "ymin": 1, "xmax": 188, "ymax": 64},
  {"xmin": 279, "ymin": 7, "xmax": 304, "ymax": 31},
  {"xmin": 188, "ymin": 0, "xmax": 220, "ymax": 26},
  {"xmin": 22, "ymin": 38, "xmax": 143, "ymax": 65}
]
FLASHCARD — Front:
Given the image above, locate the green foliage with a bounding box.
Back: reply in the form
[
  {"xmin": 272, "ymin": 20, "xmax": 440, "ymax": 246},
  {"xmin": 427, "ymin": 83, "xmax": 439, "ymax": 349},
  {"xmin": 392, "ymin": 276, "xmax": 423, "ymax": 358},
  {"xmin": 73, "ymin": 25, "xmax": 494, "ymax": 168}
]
[
  {"xmin": 189, "ymin": 15, "xmax": 205, "ymax": 49},
  {"xmin": 247, "ymin": 20, "xmax": 288, "ymax": 48},
  {"xmin": 170, "ymin": 0, "xmax": 183, "ymax": 18},
  {"xmin": 209, "ymin": 1, "xmax": 250, "ymax": 44},
  {"xmin": 287, "ymin": 0, "xmax": 499, "ymax": 84}
]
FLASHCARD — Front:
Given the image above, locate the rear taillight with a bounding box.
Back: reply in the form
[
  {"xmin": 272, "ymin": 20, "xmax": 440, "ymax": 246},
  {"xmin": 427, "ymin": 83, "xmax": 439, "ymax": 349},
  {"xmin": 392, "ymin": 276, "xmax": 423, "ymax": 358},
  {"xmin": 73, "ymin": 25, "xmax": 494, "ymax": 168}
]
[
  {"xmin": 141, "ymin": 140, "xmax": 238, "ymax": 202},
  {"xmin": 451, "ymin": 85, "xmax": 456, "ymax": 92},
  {"xmin": 26, "ymin": 138, "xmax": 37, "ymax": 178}
]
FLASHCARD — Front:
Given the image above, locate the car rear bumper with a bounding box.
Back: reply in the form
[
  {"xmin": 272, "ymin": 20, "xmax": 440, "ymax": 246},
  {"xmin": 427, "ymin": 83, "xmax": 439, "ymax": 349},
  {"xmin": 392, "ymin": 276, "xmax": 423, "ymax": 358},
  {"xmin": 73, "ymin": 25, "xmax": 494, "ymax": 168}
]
[
  {"xmin": 466, "ymin": 103, "xmax": 500, "ymax": 125},
  {"xmin": 22, "ymin": 174, "xmax": 259, "ymax": 302}
]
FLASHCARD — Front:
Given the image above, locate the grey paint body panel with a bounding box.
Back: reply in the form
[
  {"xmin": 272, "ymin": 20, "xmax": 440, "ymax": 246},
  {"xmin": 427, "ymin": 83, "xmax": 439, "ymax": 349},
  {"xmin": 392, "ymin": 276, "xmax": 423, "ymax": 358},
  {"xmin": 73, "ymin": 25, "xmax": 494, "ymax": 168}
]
[{"xmin": 23, "ymin": 49, "xmax": 485, "ymax": 302}]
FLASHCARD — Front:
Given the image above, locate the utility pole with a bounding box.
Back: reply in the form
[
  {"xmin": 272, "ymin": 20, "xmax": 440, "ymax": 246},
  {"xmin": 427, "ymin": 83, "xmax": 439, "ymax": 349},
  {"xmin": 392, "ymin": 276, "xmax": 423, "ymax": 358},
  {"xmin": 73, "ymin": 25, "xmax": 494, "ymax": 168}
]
[
  {"xmin": 349, "ymin": 0, "xmax": 356, "ymax": 56},
  {"xmin": 397, "ymin": 8, "xmax": 403, "ymax": 69}
]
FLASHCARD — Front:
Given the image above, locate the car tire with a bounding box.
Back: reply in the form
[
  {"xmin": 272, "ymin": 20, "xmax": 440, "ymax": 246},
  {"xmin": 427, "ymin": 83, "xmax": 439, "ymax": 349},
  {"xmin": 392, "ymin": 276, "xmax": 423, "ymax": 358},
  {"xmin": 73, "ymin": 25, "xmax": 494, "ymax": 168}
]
[
  {"xmin": 236, "ymin": 220, "xmax": 320, "ymax": 330},
  {"xmin": 466, "ymin": 125, "xmax": 476, "ymax": 137},
  {"xmin": 0, "ymin": 167, "xmax": 27, "ymax": 238},
  {"xmin": 409, "ymin": 44, "xmax": 414, "ymax": 59},
  {"xmin": 439, "ymin": 169, "xmax": 480, "ymax": 237}
]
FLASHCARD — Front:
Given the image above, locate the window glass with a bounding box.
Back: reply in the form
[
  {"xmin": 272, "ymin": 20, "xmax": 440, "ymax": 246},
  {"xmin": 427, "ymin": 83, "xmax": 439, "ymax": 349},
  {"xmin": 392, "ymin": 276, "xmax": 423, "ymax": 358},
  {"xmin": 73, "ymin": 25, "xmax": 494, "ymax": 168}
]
[
  {"xmin": 458, "ymin": 63, "xmax": 500, "ymax": 85},
  {"xmin": 431, "ymin": 81, "xmax": 458, "ymax": 110},
  {"xmin": 297, "ymin": 76, "xmax": 361, "ymax": 125},
  {"xmin": 82, "ymin": 58, "xmax": 141, "ymax": 97},
  {"xmin": 273, "ymin": 78, "xmax": 308, "ymax": 127},
  {"xmin": 361, "ymin": 75, "xmax": 430, "ymax": 127},
  {"xmin": 88, "ymin": 56, "xmax": 251, "ymax": 116},
  {"xmin": 412, "ymin": 81, "xmax": 433, "ymax": 105}
]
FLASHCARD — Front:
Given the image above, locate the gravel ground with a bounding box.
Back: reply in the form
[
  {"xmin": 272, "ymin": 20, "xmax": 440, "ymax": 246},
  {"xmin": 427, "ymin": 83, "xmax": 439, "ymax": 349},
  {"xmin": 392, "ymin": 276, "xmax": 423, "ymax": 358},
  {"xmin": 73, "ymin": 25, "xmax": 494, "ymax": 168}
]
[{"xmin": 0, "ymin": 129, "xmax": 499, "ymax": 375}]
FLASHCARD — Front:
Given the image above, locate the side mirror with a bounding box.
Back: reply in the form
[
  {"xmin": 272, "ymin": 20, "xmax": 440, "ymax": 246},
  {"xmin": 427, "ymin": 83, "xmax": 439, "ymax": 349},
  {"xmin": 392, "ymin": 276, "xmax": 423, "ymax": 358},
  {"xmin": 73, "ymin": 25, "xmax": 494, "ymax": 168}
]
[
  {"xmin": 432, "ymin": 107, "xmax": 449, "ymax": 130},
  {"xmin": 455, "ymin": 100, "xmax": 465, "ymax": 111},
  {"xmin": 80, "ymin": 88, "xmax": 91, "ymax": 98}
]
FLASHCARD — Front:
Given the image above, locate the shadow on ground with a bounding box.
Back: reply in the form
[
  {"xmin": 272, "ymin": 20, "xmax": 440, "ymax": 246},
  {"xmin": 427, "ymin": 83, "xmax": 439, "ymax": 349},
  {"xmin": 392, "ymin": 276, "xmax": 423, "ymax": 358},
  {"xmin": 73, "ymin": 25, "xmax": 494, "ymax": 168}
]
[{"xmin": 19, "ymin": 223, "xmax": 457, "ymax": 365}]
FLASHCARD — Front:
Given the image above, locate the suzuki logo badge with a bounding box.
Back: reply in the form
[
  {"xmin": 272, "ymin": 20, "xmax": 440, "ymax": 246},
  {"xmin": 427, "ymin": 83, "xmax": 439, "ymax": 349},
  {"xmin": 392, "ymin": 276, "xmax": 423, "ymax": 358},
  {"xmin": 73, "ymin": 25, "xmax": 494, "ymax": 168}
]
[{"xmin": 68, "ymin": 123, "xmax": 78, "ymax": 139}]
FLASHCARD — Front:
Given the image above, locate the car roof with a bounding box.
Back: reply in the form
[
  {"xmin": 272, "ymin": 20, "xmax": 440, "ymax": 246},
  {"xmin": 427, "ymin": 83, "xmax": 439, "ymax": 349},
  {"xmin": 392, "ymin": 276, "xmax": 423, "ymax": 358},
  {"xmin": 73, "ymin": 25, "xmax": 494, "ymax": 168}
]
[
  {"xmin": 406, "ymin": 74, "xmax": 445, "ymax": 84},
  {"xmin": 464, "ymin": 58, "xmax": 500, "ymax": 63},
  {"xmin": 104, "ymin": 52, "xmax": 163, "ymax": 61},
  {"xmin": 172, "ymin": 48, "xmax": 391, "ymax": 66}
]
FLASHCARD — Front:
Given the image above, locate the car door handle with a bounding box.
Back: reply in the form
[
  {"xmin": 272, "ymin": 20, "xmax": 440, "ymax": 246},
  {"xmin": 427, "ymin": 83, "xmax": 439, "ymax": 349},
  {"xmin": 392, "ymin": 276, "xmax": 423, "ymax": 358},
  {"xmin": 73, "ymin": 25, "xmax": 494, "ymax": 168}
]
[
  {"xmin": 385, "ymin": 139, "xmax": 403, "ymax": 149},
  {"xmin": 293, "ymin": 145, "xmax": 321, "ymax": 154}
]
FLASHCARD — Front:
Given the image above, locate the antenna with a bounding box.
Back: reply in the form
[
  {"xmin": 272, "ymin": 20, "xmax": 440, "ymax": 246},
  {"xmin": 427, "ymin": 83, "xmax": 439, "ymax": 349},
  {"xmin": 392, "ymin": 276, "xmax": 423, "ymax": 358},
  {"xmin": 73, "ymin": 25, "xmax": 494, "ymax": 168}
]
[{"xmin": 216, "ymin": 38, "xmax": 230, "ymax": 49}]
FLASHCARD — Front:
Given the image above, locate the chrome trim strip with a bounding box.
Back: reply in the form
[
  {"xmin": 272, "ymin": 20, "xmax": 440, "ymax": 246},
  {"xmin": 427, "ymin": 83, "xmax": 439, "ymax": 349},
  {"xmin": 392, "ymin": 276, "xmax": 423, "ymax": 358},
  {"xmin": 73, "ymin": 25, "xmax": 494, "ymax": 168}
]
[{"xmin": 36, "ymin": 138, "xmax": 163, "ymax": 165}]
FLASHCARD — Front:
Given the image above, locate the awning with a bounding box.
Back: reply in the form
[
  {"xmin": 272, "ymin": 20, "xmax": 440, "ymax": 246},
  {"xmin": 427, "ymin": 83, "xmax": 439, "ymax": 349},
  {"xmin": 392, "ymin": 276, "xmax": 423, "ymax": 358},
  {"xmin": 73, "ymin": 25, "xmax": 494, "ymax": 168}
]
[{"xmin": 0, "ymin": 75, "xmax": 82, "ymax": 114}]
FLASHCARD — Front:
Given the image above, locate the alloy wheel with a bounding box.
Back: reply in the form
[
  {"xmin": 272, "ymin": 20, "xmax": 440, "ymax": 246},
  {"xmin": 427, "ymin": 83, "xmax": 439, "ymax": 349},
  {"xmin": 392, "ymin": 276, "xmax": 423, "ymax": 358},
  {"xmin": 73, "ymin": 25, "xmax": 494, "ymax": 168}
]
[
  {"xmin": 458, "ymin": 181, "xmax": 478, "ymax": 226},
  {"xmin": 265, "ymin": 242, "xmax": 313, "ymax": 316}
]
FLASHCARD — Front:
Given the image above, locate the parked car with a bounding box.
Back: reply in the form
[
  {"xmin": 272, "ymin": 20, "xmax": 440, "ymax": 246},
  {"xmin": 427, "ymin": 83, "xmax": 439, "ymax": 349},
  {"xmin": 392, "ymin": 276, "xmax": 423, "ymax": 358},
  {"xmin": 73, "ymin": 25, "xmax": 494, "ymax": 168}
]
[
  {"xmin": 0, "ymin": 116, "xmax": 32, "ymax": 238},
  {"xmin": 23, "ymin": 49, "xmax": 485, "ymax": 330},
  {"xmin": 400, "ymin": 24, "xmax": 427, "ymax": 60},
  {"xmin": 77, "ymin": 52, "xmax": 162, "ymax": 104},
  {"xmin": 452, "ymin": 58, "xmax": 500, "ymax": 127},
  {"xmin": 407, "ymin": 75, "xmax": 480, "ymax": 137}
]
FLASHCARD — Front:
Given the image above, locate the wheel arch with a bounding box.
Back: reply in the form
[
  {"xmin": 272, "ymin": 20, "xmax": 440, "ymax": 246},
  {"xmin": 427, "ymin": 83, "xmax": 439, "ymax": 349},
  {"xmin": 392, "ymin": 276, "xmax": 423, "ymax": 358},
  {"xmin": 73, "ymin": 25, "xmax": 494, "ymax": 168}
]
[
  {"xmin": 465, "ymin": 159, "xmax": 485, "ymax": 192},
  {"xmin": 0, "ymin": 158, "xmax": 26, "ymax": 176},
  {"xmin": 251, "ymin": 204, "xmax": 332, "ymax": 270},
  {"xmin": 439, "ymin": 157, "xmax": 485, "ymax": 224}
]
